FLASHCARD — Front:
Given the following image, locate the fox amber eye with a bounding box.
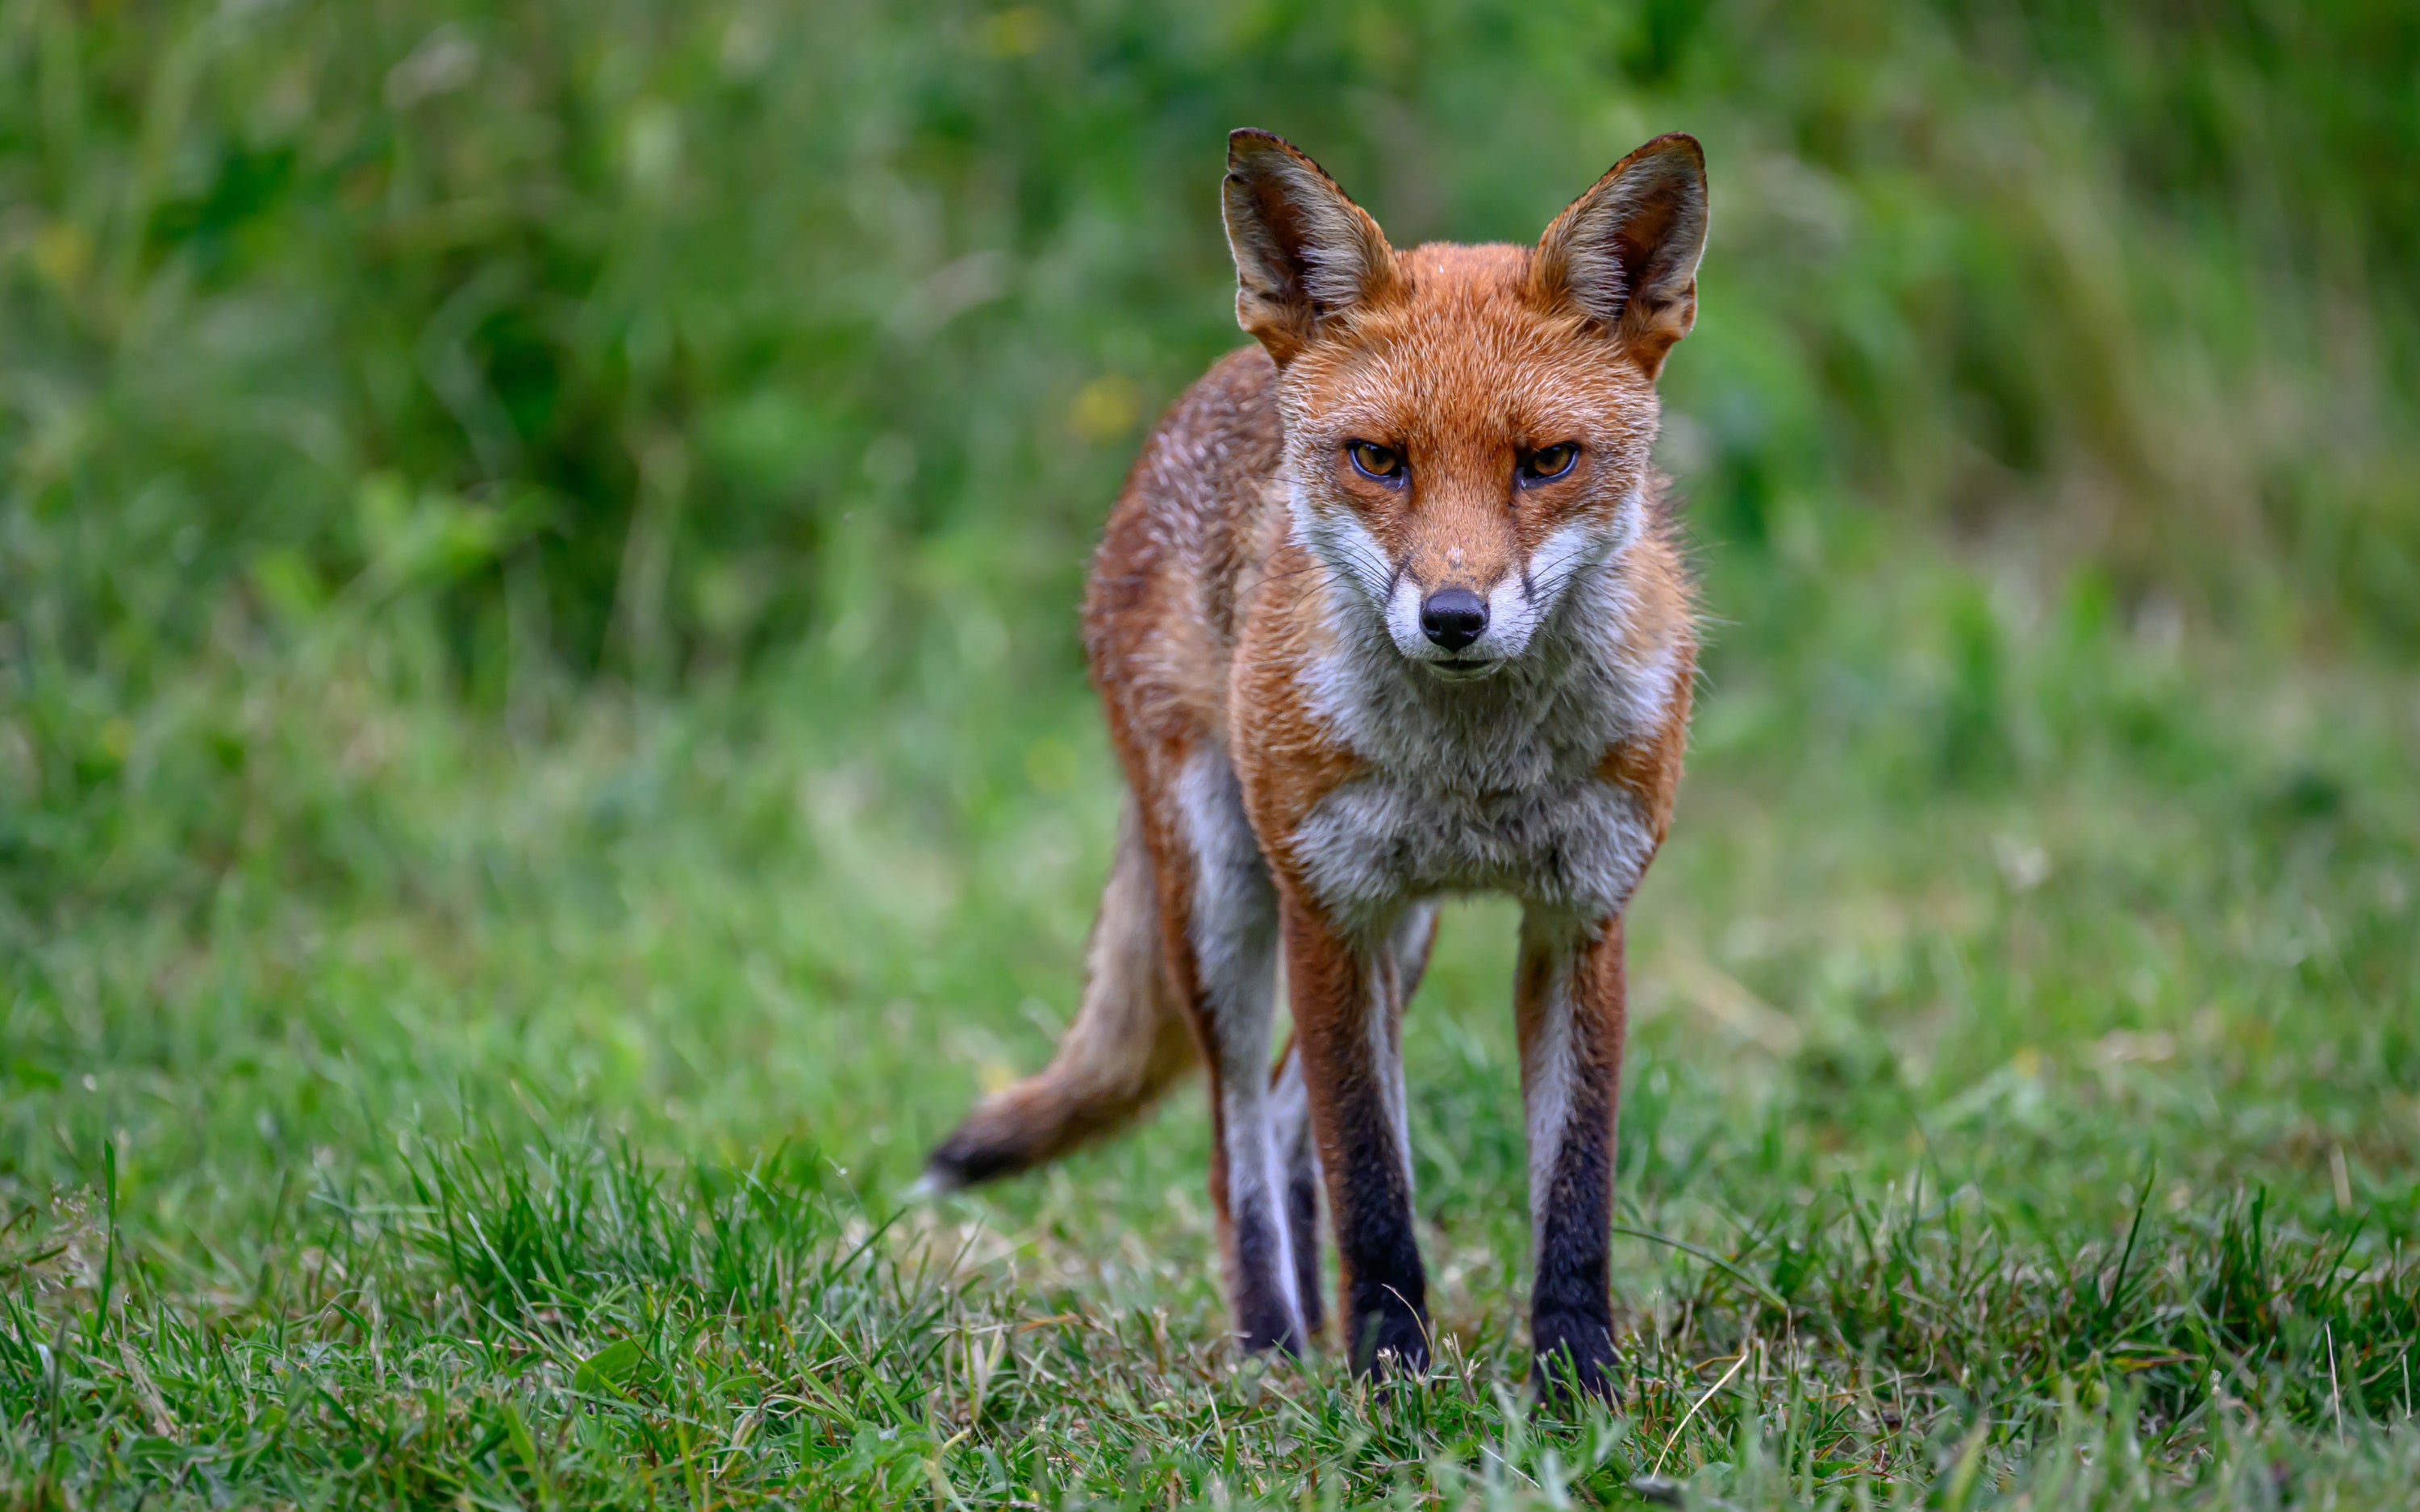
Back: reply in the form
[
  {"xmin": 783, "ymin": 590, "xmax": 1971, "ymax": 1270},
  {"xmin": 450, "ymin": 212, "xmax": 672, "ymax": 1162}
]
[
  {"xmin": 1518, "ymin": 444, "xmax": 1580, "ymax": 485},
  {"xmin": 1346, "ymin": 440, "xmax": 1405, "ymax": 482}
]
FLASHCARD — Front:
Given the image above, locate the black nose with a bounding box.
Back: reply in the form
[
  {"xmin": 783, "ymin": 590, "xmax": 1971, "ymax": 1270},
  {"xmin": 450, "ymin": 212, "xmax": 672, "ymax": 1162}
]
[{"xmin": 1419, "ymin": 588, "xmax": 1488, "ymax": 652}]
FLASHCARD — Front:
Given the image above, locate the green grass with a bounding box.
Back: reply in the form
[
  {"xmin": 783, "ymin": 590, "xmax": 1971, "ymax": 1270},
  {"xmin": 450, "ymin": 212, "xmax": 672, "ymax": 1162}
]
[
  {"xmin": 5, "ymin": 541, "xmax": 2417, "ymax": 1507},
  {"xmin": 6, "ymin": 0, "xmax": 2420, "ymax": 1505}
]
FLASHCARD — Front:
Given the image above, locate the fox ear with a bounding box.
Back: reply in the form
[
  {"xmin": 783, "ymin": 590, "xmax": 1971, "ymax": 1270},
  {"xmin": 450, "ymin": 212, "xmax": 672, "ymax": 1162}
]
[
  {"xmin": 1533, "ymin": 133, "xmax": 1708, "ymax": 380},
  {"xmin": 1223, "ymin": 130, "xmax": 1398, "ymax": 364}
]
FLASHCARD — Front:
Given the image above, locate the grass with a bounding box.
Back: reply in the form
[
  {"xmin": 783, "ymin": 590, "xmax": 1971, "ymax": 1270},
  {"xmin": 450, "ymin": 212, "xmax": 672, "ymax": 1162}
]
[
  {"xmin": 6, "ymin": 0, "xmax": 2419, "ymax": 1504},
  {"xmin": 5, "ymin": 536, "xmax": 2418, "ymax": 1507}
]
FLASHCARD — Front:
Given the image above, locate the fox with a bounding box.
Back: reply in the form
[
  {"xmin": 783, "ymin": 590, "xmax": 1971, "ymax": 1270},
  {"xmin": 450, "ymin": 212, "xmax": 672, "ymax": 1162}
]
[{"xmin": 922, "ymin": 128, "xmax": 1706, "ymax": 1402}]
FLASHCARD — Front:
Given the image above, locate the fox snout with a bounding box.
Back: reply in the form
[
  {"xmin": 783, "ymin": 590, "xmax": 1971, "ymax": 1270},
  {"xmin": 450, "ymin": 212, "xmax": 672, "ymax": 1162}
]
[
  {"xmin": 1418, "ymin": 588, "xmax": 1487, "ymax": 651},
  {"xmin": 1357, "ymin": 518, "xmax": 1615, "ymax": 679}
]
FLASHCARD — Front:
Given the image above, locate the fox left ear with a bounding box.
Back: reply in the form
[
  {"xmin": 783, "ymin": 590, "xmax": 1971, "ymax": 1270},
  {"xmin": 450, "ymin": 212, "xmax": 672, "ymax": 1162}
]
[{"xmin": 1533, "ymin": 133, "xmax": 1709, "ymax": 380}]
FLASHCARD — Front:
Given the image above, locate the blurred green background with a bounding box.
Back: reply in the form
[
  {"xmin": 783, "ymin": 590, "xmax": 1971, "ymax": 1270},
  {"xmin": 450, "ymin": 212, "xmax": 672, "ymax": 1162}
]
[
  {"xmin": 8, "ymin": 0, "xmax": 2418, "ymax": 777},
  {"xmin": 2, "ymin": 2, "xmax": 2418, "ymax": 1503},
  {"xmin": 6, "ymin": 0, "xmax": 2419, "ymax": 906}
]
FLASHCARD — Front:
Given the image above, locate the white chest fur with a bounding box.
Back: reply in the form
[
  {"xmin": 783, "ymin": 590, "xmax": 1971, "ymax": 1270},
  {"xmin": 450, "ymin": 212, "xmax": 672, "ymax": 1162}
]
[{"xmin": 1285, "ymin": 562, "xmax": 1680, "ymax": 932}]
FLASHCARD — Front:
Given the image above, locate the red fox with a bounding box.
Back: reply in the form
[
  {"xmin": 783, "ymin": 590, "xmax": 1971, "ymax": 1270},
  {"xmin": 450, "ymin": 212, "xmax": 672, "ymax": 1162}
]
[{"xmin": 924, "ymin": 129, "xmax": 1704, "ymax": 1401}]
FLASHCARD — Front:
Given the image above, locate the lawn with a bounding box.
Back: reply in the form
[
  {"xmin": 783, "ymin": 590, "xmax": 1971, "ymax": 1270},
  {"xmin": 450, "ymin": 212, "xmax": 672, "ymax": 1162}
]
[
  {"xmin": 4, "ymin": 1, "xmax": 2418, "ymax": 1506},
  {"xmin": 6, "ymin": 539, "xmax": 2416, "ymax": 1507}
]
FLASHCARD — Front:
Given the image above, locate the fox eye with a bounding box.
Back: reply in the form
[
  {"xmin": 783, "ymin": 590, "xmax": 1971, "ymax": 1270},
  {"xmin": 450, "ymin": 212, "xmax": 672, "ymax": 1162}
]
[
  {"xmin": 1518, "ymin": 444, "xmax": 1580, "ymax": 485},
  {"xmin": 1346, "ymin": 441, "xmax": 1406, "ymax": 483}
]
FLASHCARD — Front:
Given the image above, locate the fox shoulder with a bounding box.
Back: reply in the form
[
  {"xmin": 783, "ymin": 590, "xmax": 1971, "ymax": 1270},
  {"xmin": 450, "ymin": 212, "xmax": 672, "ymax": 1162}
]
[{"xmin": 1597, "ymin": 492, "xmax": 1697, "ymax": 845}]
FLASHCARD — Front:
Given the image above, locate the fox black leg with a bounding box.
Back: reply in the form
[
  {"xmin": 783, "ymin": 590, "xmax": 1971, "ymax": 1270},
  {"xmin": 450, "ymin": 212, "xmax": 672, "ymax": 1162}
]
[
  {"xmin": 1269, "ymin": 1041, "xmax": 1325, "ymax": 1339},
  {"xmin": 1286, "ymin": 893, "xmax": 1428, "ymax": 1377},
  {"xmin": 1268, "ymin": 901, "xmax": 1434, "ymax": 1347},
  {"xmin": 1517, "ymin": 909, "xmax": 1629, "ymax": 1406}
]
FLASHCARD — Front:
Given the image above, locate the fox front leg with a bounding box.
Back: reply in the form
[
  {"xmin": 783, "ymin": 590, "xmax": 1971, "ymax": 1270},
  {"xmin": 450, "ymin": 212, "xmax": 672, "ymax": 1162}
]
[
  {"xmin": 1266, "ymin": 900, "xmax": 1438, "ymax": 1346},
  {"xmin": 1516, "ymin": 908, "xmax": 1630, "ymax": 1405},
  {"xmin": 1283, "ymin": 892, "xmax": 1429, "ymax": 1377}
]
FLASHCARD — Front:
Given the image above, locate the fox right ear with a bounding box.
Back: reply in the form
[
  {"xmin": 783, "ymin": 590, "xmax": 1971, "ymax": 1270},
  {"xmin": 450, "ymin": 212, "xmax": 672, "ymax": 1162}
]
[{"xmin": 1222, "ymin": 130, "xmax": 1398, "ymax": 364}]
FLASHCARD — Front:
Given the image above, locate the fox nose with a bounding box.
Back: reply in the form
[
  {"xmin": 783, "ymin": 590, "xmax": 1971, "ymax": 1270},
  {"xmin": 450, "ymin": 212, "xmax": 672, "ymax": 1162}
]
[{"xmin": 1419, "ymin": 588, "xmax": 1488, "ymax": 652}]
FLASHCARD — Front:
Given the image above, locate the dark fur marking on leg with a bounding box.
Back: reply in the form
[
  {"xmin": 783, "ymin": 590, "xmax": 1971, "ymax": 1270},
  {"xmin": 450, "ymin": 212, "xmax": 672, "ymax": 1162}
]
[
  {"xmin": 1522, "ymin": 914, "xmax": 1628, "ymax": 1407},
  {"xmin": 1229, "ymin": 1202, "xmax": 1303, "ymax": 1353},
  {"xmin": 1283, "ymin": 1143, "xmax": 1325, "ymax": 1339},
  {"xmin": 1532, "ymin": 1093, "xmax": 1619, "ymax": 1403},
  {"xmin": 1287, "ymin": 900, "xmax": 1430, "ymax": 1377},
  {"xmin": 1329, "ymin": 1094, "xmax": 1429, "ymax": 1375}
]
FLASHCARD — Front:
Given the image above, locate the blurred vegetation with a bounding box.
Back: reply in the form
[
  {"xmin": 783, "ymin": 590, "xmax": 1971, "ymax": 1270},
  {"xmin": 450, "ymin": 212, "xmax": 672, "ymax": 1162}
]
[
  {"xmin": 12, "ymin": 0, "xmax": 2419, "ymax": 664},
  {"xmin": 5, "ymin": 3, "xmax": 2418, "ymax": 890}
]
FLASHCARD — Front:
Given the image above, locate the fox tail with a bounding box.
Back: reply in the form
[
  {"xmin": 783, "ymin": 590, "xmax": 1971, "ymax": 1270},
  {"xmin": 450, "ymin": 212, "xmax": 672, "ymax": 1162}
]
[{"xmin": 920, "ymin": 794, "xmax": 1196, "ymax": 1191}]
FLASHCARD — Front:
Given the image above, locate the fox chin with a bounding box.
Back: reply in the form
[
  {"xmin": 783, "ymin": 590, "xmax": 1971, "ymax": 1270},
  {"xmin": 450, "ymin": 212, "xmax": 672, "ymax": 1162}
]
[{"xmin": 925, "ymin": 126, "xmax": 1707, "ymax": 1406}]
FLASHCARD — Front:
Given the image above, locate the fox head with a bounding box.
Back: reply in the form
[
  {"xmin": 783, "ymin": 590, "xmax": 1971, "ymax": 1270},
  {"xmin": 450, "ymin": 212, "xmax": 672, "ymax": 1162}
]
[{"xmin": 1224, "ymin": 130, "xmax": 1707, "ymax": 679}]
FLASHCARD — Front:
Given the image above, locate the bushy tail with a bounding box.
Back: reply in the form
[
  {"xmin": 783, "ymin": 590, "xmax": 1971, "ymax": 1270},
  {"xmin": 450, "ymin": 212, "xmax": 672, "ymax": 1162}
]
[{"xmin": 921, "ymin": 795, "xmax": 1196, "ymax": 1191}]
